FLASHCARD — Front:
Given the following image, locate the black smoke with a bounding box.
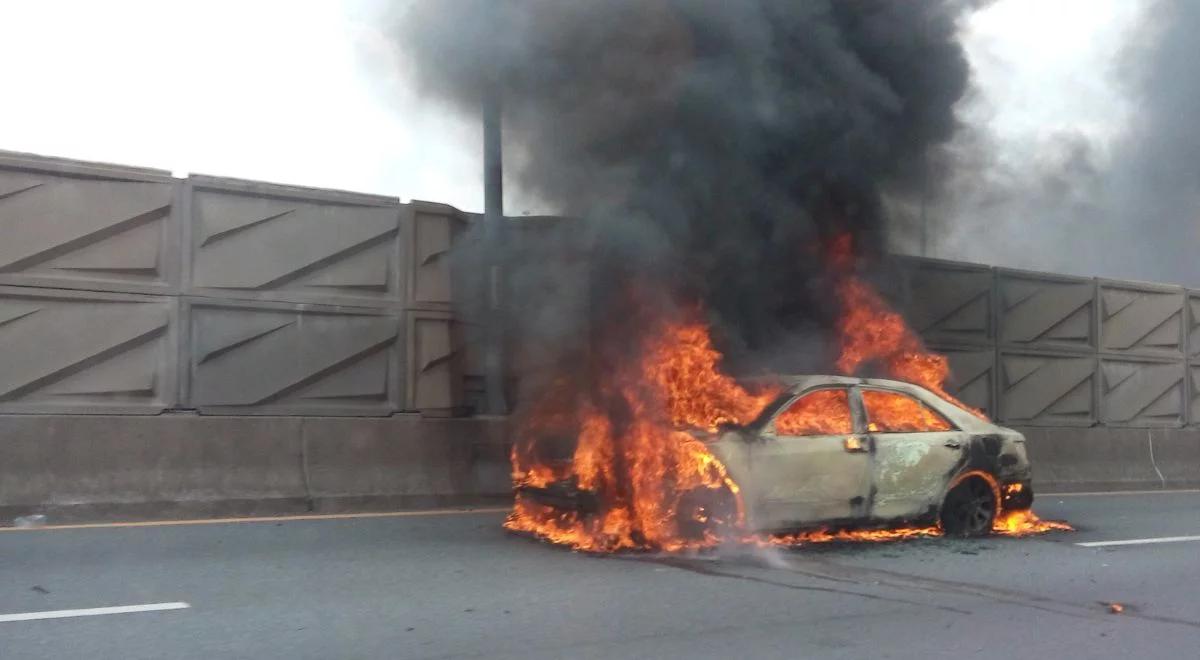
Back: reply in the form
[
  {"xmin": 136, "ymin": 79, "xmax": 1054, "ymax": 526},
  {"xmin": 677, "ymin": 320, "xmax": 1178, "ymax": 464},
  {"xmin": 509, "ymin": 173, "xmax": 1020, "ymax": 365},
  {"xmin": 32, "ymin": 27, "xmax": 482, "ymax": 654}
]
[{"xmin": 396, "ymin": 0, "xmax": 978, "ymax": 388}]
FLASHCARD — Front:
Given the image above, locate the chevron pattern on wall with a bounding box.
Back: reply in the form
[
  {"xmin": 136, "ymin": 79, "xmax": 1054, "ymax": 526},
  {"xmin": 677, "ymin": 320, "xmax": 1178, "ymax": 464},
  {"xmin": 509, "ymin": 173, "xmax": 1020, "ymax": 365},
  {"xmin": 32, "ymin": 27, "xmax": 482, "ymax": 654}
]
[
  {"xmin": 0, "ymin": 166, "xmax": 174, "ymax": 291},
  {"xmin": 936, "ymin": 347, "xmax": 995, "ymax": 417},
  {"xmin": 1099, "ymin": 283, "xmax": 1184, "ymax": 357},
  {"xmin": 1100, "ymin": 359, "xmax": 1184, "ymax": 426},
  {"xmin": 187, "ymin": 301, "xmax": 402, "ymax": 415},
  {"xmin": 189, "ymin": 185, "xmax": 400, "ymax": 306},
  {"xmin": 0, "ymin": 287, "xmax": 174, "ymax": 412},
  {"xmin": 903, "ymin": 262, "xmax": 992, "ymax": 347},
  {"xmin": 998, "ymin": 273, "xmax": 1095, "ymax": 350},
  {"xmin": 999, "ymin": 352, "xmax": 1095, "ymax": 425}
]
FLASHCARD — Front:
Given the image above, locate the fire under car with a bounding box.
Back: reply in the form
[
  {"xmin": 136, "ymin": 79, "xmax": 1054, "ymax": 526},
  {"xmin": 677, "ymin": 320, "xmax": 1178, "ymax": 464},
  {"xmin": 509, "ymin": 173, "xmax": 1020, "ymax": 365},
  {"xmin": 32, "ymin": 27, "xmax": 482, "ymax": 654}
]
[{"xmin": 521, "ymin": 375, "xmax": 1034, "ymax": 538}]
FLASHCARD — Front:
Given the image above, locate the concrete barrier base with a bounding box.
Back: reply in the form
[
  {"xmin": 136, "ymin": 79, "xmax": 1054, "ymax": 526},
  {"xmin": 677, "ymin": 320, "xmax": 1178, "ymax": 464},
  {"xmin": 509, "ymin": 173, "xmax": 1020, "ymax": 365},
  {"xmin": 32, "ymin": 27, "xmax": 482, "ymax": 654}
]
[
  {"xmin": 4, "ymin": 415, "xmax": 1197, "ymax": 526},
  {"xmin": 1017, "ymin": 426, "xmax": 1200, "ymax": 493},
  {"xmin": 0, "ymin": 413, "xmax": 512, "ymax": 526}
]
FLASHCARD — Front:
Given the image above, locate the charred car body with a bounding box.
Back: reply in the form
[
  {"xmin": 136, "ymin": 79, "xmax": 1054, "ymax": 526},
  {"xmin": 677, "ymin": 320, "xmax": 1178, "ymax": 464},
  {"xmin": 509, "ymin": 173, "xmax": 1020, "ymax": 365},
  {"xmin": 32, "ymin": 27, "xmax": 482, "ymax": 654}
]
[{"xmin": 521, "ymin": 376, "xmax": 1033, "ymax": 538}]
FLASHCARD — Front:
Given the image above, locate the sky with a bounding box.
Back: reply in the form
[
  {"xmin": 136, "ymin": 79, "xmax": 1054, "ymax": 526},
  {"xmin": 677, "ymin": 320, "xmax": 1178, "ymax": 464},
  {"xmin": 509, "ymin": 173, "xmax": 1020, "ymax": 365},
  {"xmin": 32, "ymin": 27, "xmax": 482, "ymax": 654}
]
[
  {"xmin": 0, "ymin": 0, "xmax": 1143, "ymax": 216},
  {"xmin": 960, "ymin": 0, "xmax": 1139, "ymax": 149},
  {"xmin": 0, "ymin": 0, "xmax": 483, "ymax": 208}
]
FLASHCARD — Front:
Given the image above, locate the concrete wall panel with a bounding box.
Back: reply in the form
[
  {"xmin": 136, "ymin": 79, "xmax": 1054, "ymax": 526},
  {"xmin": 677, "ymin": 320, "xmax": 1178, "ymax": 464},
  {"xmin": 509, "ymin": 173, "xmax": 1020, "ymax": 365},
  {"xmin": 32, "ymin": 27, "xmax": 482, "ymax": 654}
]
[
  {"xmin": 1187, "ymin": 292, "xmax": 1200, "ymax": 360},
  {"xmin": 896, "ymin": 257, "xmax": 992, "ymax": 347},
  {"xmin": 0, "ymin": 151, "xmax": 179, "ymax": 294},
  {"xmin": 185, "ymin": 176, "xmax": 402, "ymax": 307},
  {"xmin": 1188, "ymin": 366, "xmax": 1200, "ymax": 426},
  {"xmin": 0, "ymin": 286, "xmax": 177, "ymax": 414},
  {"xmin": 1098, "ymin": 280, "xmax": 1184, "ymax": 358},
  {"xmin": 930, "ymin": 345, "xmax": 995, "ymax": 418},
  {"xmin": 997, "ymin": 269, "xmax": 1095, "ymax": 352},
  {"xmin": 407, "ymin": 310, "xmax": 463, "ymax": 415},
  {"xmin": 1099, "ymin": 357, "xmax": 1184, "ymax": 427},
  {"xmin": 183, "ymin": 298, "xmax": 403, "ymax": 416},
  {"xmin": 405, "ymin": 201, "xmax": 468, "ymax": 311},
  {"xmin": 998, "ymin": 351, "xmax": 1096, "ymax": 426}
]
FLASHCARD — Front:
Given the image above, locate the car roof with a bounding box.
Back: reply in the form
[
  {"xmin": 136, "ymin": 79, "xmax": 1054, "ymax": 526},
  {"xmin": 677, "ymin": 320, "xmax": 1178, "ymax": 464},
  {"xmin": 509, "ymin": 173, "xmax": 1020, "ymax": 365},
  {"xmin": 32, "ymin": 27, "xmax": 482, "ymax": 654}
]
[
  {"xmin": 741, "ymin": 373, "xmax": 995, "ymax": 432},
  {"xmin": 741, "ymin": 374, "xmax": 922, "ymax": 392}
]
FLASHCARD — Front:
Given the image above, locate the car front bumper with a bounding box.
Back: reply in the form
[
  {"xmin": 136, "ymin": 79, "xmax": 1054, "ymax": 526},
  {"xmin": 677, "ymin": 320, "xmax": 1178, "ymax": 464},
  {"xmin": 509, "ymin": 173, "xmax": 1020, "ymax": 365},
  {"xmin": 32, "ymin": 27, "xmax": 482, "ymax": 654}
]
[{"xmin": 1001, "ymin": 479, "xmax": 1034, "ymax": 510}]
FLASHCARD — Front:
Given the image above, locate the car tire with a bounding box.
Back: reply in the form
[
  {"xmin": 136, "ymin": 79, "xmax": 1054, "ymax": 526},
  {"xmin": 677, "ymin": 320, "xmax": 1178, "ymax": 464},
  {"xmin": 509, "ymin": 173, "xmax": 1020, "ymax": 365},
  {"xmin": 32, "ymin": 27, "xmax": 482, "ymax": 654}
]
[
  {"xmin": 940, "ymin": 477, "xmax": 997, "ymax": 537},
  {"xmin": 676, "ymin": 486, "xmax": 738, "ymax": 541}
]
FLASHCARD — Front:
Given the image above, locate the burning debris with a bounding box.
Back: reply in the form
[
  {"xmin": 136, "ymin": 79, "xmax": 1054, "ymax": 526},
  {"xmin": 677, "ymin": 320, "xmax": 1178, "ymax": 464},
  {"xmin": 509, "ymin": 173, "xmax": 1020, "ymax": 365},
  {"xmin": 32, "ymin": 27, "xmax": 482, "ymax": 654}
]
[{"xmin": 395, "ymin": 1, "xmax": 1072, "ymax": 553}]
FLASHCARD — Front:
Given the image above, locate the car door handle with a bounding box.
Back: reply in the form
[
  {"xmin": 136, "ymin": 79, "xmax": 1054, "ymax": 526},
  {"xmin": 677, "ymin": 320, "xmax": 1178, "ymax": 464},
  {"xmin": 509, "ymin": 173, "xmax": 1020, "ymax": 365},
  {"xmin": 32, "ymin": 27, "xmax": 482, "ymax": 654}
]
[
  {"xmin": 943, "ymin": 439, "xmax": 963, "ymax": 449},
  {"xmin": 843, "ymin": 436, "xmax": 868, "ymax": 453}
]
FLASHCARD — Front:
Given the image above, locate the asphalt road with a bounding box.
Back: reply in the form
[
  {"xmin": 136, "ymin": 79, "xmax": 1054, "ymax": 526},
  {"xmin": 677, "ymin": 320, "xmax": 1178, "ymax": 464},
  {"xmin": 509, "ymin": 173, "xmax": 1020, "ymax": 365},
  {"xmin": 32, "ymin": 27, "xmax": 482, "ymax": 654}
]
[{"xmin": 1, "ymin": 492, "xmax": 1198, "ymax": 659}]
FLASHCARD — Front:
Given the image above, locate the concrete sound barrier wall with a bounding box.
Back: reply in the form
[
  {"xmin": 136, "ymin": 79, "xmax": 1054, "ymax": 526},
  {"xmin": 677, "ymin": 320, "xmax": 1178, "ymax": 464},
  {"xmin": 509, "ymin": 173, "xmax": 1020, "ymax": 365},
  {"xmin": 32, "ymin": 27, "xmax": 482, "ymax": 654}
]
[
  {"xmin": 0, "ymin": 150, "xmax": 473, "ymax": 418},
  {"xmin": 4, "ymin": 147, "xmax": 1200, "ymax": 522},
  {"xmin": 894, "ymin": 258, "xmax": 1200, "ymax": 492}
]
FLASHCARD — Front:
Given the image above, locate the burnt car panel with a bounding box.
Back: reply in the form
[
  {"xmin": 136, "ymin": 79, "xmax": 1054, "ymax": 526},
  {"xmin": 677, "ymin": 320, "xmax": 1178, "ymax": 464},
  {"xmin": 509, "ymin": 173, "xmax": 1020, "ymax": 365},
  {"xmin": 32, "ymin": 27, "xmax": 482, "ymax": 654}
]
[
  {"xmin": 704, "ymin": 376, "xmax": 1033, "ymax": 534},
  {"xmin": 857, "ymin": 386, "xmax": 969, "ymax": 521},
  {"xmin": 743, "ymin": 386, "xmax": 868, "ymax": 529},
  {"xmin": 519, "ymin": 374, "xmax": 1034, "ymax": 537}
]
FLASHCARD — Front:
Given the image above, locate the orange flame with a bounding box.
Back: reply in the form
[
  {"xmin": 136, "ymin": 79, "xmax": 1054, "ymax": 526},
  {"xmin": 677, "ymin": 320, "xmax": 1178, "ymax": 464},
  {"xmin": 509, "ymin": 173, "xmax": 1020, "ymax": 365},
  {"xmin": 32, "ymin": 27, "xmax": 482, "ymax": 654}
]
[
  {"xmin": 992, "ymin": 509, "xmax": 1074, "ymax": 536},
  {"xmin": 827, "ymin": 233, "xmax": 985, "ymax": 418},
  {"xmin": 760, "ymin": 509, "xmax": 1074, "ymax": 548},
  {"xmin": 835, "ymin": 277, "xmax": 986, "ymax": 419},
  {"xmin": 775, "ymin": 389, "xmax": 853, "ymax": 436},
  {"xmin": 506, "ymin": 236, "xmax": 1065, "ymax": 553},
  {"xmin": 642, "ymin": 322, "xmax": 779, "ymax": 431},
  {"xmin": 507, "ymin": 318, "xmax": 762, "ymax": 552}
]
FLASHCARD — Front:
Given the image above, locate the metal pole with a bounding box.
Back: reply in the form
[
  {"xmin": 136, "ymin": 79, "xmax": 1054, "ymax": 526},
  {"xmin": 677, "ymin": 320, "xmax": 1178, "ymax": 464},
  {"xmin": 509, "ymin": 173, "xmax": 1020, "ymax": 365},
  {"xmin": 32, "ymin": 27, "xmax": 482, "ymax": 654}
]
[{"xmin": 482, "ymin": 89, "xmax": 508, "ymax": 415}]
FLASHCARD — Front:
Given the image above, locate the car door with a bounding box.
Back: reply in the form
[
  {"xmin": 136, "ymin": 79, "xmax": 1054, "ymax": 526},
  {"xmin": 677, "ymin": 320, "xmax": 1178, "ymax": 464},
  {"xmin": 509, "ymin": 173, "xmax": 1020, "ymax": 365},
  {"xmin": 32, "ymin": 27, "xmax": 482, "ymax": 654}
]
[
  {"xmin": 749, "ymin": 387, "xmax": 872, "ymax": 530},
  {"xmin": 858, "ymin": 387, "xmax": 968, "ymax": 521}
]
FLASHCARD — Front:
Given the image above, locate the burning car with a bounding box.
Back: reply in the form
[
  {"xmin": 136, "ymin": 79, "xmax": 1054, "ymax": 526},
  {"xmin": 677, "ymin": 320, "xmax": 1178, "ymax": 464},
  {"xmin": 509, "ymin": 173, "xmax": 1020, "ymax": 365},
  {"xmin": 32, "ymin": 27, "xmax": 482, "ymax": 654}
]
[{"xmin": 519, "ymin": 374, "xmax": 1033, "ymax": 541}]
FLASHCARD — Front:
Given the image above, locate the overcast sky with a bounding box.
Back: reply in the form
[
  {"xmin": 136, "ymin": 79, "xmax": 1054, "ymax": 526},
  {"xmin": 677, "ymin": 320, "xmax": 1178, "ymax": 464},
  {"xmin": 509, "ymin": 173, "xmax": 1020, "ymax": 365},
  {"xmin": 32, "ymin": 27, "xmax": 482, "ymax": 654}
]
[{"xmin": 0, "ymin": 0, "xmax": 1144, "ymax": 214}]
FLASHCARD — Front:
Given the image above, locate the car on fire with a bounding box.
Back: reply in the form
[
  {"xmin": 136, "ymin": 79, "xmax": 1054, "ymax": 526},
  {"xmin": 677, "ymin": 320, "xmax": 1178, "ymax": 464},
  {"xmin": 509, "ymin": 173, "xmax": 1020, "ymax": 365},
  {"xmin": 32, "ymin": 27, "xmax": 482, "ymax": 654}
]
[{"xmin": 521, "ymin": 375, "xmax": 1034, "ymax": 538}]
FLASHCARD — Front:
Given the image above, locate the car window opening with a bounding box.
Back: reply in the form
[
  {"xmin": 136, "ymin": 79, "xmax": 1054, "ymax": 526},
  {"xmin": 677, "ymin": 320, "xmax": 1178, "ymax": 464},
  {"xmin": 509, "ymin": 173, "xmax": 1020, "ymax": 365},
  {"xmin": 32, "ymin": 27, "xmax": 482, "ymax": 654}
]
[
  {"xmin": 774, "ymin": 388, "xmax": 853, "ymax": 436},
  {"xmin": 862, "ymin": 389, "xmax": 954, "ymax": 433}
]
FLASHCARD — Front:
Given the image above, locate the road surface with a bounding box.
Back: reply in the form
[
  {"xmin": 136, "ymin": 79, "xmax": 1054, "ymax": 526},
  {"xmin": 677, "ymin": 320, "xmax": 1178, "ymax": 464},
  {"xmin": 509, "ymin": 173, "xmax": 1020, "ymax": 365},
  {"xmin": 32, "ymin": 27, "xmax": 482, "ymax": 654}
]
[{"xmin": 1, "ymin": 491, "xmax": 1198, "ymax": 659}]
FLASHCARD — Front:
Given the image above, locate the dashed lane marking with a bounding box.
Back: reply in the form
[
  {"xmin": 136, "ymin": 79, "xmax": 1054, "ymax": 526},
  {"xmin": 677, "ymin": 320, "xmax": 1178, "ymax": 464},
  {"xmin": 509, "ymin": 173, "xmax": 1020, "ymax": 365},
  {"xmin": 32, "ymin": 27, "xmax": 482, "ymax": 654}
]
[
  {"xmin": 0, "ymin": 602, "xmax": 190, "ymax": 623},
  {"xmin": 1076, "ymin": 535, "xmax": 1200, "ymax": 548}
]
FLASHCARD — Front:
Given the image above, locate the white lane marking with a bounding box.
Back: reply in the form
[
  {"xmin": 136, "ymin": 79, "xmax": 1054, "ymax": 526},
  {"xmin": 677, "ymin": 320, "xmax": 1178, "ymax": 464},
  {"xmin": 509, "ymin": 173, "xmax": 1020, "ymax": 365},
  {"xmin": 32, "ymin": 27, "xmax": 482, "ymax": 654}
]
[
  {"xmin": 1041, "ymin": 489, "xmax": 1200, "ymax": 497},
  {"xmin": 0, "ymin": 507, "xmax": 512, "ymax": 532},
  {"xmin": 0, "ymin": 602, "xmax": 190, "ymax": 623},
  {"xmin": 1077, "ymin": 535, "xmax": 1200, "ymax": 548}
]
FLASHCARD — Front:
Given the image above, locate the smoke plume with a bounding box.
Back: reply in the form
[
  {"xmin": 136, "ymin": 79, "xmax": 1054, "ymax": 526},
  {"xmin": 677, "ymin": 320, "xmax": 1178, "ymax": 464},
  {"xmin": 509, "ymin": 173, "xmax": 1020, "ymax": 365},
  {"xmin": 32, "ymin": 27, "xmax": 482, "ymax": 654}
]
[
  {"xmin": 397, "ymin": 0, "xmax": 978, "ymax": 385},
  {"xmin": 934, "ymin": 0, "xmax": 1200, "ymax": 285}
]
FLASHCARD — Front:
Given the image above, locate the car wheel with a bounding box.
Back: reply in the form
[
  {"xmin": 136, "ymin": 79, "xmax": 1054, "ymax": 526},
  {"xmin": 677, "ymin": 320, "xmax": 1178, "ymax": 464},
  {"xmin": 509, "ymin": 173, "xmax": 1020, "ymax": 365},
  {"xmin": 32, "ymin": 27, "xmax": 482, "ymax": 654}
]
[
  {"xmin": 940, "ymin": 477, "xmax": 997, "ymax": 537},
  {"xmin": 676, "ymin": 486, "xmax": 738, "ymax": 541}
]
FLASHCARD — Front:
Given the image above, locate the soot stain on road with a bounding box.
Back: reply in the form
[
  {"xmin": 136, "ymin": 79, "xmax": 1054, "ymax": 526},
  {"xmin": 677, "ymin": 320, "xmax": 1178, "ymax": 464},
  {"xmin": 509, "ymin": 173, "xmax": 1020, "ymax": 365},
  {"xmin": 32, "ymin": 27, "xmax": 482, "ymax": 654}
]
[
  {"xmin": 508, "ymin": 518, "xmax": 1200, "ymax": 635},
  {"xmin": 637, "ymin": 554, "xmax": 973, "ymax": 615},
  {"xmin": 652, "ymin": 545, "xmax": 1200, "ymax": 632}
]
